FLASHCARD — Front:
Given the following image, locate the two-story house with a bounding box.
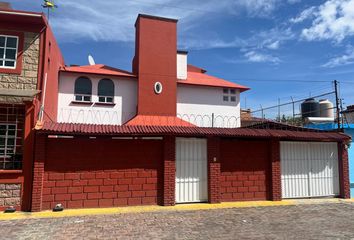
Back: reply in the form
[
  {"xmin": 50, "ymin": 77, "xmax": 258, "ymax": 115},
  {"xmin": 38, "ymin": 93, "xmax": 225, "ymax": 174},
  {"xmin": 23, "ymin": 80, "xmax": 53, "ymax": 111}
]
[
  {"xmin": 0, "ymin": 3, "xmax": 63, "ymax": 211},
  {"xmin": 0, "ymin": 4, "xmax": 350, "ymax": 212},
  {"xmin": 27, "ymin": 14, "xmax": 349, "ymax": 212}
]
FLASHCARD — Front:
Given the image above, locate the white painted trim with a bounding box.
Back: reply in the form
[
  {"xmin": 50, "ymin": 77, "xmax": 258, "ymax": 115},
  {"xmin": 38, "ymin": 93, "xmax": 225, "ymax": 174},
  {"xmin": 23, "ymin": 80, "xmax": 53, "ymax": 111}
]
[{"xmin": 0, "ymin": 10, "xmax": 42, "ymax": 17}]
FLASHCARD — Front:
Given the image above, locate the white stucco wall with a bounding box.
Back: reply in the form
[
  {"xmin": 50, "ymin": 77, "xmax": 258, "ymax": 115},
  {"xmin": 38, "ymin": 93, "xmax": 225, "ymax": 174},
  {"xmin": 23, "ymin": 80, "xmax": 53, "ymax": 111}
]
[
  {"xmin": 57, "ymin": 73, "xmax": 137, "ymax": 125},
  {"xmin": 177, "ymin": 85, "xmax": 241, "ymax": 128},
  {"xmin": 177, "ymin": 53, "xmax": 187, "ymax": 80}
]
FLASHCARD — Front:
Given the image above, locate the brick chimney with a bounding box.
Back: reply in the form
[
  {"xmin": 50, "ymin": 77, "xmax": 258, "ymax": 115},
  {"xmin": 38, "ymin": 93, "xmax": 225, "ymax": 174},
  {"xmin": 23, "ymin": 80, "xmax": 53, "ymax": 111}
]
[
  {"xmin": 133, "ymin": 14, "xmax": 177, "ymax": 116},
  {"xmin": 0, "ymin": 2, "xmax": 12, "ymax": 10}
]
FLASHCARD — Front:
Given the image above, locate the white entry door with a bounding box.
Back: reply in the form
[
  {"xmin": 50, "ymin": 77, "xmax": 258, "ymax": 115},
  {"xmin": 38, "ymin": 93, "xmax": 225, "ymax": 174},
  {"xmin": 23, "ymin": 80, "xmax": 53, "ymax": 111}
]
[
  {"xmin": 175, "ymin": 138, "xmax": 208, "ymax": 203},
  {"xmin": 281, "ymin": 142, "xmax": 340, "ymax": 198}
]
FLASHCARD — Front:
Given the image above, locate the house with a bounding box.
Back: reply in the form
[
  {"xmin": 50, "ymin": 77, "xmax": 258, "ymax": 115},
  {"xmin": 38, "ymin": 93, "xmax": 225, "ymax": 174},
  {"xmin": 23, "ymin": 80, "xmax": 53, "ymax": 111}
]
[
  {"xmin": 0, "ymin": 3, "xmax": 63, "ymax": 211},
  {"xmin": 0, "ymin": 4, "xmax": 351, "ymax": 212}
]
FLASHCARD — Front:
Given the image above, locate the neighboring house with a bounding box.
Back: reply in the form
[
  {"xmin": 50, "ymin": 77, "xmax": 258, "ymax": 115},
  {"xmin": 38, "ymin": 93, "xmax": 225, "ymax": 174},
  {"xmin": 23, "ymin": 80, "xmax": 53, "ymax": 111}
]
[
  {"xmin": 0, "ymin": 3, "xmax": 64, "ymax": 211},
  {"xmin": 0, "ymin": 4, "xmax": 351, "ymax": 212}
]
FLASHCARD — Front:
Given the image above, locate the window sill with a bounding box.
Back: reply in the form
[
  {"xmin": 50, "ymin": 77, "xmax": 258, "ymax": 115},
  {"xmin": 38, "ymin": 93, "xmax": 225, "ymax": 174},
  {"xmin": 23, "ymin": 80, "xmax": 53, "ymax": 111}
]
[
  {"xmin": 94, "ymin": 102, "xmax": 116, "ymax": 106},
  {"xmin": 0, "ymin": 170, "xmax": 22, "ymax": 174},
  {"xmin": 71, "ymin": 101, "xmax": 93, "ymax": 105}
]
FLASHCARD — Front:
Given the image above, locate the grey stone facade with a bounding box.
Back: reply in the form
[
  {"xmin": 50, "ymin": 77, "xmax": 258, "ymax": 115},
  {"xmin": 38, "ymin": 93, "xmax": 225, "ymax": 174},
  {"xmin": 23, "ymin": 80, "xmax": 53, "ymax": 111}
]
[
  {"xmin": 0, "ymin": 183, "xmax": 21, "ymax": 206},
  {"xmin": 0, "ymin": 31, "xmax": 40, "ymax": 103}
]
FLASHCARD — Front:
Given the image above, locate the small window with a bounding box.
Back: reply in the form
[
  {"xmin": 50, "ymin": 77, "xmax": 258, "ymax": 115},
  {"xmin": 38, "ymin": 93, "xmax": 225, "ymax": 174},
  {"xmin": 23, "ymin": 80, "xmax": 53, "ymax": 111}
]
[
  {"xmin": 0, "ymin": 124, "xmax": 21, "ymax": 169},
  {"xmin": 223, "ymin": 88, "xmax": 237, "ymax": 102},
  {"xmin": 0, "ymin": 35, "xmax": 19, "ymax": 69},
  {"xmin": 154, "ymin": 82, "xmax": 163, "ymax": 94},
  {"xmin": 98, "ymin": 79, "xmax": 114, "ymax": 103},
  {"xmin": 74, "ymin": 77, "xmax": 92, "ymax": 102}
]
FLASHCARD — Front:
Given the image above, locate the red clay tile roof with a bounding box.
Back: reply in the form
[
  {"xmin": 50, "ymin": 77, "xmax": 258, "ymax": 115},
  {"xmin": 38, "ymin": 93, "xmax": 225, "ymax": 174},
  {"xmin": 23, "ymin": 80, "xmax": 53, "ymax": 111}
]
[
  {"xmin": 125, "ymin": 115, "xmax": 195, "ymax": 127},
  {"xmin": 178, "ymin": 65, "xmax": 249, "ymax": 92},
  {"xmin": 60, "ymin": 64, "xmax": 136, "ymax": 78},
  {"xmin": 38, "ymin": 122, "xmax": 350, "ymax": 141}
]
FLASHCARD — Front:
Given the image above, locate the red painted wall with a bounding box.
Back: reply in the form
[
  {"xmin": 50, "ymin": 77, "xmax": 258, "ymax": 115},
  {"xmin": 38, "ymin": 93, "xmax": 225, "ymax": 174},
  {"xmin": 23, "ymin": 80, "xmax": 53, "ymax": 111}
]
[
  {"xmin": 220, "ymin": 139, "xmax": 271, "ymax": 201},
  {"xmin": 40, "ymin": 25, "xmax": 65, "ymax": 122},
  {"xmin": 41, "ymin": 138, "xmax": 163, "ymax": 210},
  {"xmin": 134, "ymin": 15, "xmax": 177, "ymax": 116}
]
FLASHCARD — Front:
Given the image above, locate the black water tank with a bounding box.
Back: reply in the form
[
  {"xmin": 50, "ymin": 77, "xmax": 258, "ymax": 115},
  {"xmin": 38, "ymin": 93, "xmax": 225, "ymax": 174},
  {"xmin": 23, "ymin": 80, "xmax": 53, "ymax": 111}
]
[{"xmin": 301, "ymin": 98, "xmax": 320, "ymax": 118}]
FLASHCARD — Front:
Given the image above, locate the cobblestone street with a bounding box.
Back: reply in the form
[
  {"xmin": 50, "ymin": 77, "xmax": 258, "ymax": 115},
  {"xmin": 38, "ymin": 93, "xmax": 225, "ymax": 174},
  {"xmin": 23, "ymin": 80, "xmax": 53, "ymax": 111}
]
[{"xmin": 0, "ymin": 202, "xmax": 354, "ymax": 240}]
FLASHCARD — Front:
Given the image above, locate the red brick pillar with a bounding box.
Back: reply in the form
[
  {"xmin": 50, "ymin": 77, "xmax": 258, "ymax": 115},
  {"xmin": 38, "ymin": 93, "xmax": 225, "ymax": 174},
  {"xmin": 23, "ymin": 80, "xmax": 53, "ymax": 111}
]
[
  {"xmin": 338, "ymin": 142, "xmax": 350, "ymax": 199},
  {"xmin": 208, "ymin": 137, "xmax": 221, "ymax": 203},
  {"xmin": 270, "ymin": 140, "xmax": 281, "ymax": 201},
  {"xmin": 31, "ymin": 133, "xmax": 46, "ymax": 212},
  {"xmin": 22, "ymin": 102, "xmax": 35, "ymax": 211},
  {"xmin": 163, "ymin": 136, "xmax": 175, "ymax": 206}
]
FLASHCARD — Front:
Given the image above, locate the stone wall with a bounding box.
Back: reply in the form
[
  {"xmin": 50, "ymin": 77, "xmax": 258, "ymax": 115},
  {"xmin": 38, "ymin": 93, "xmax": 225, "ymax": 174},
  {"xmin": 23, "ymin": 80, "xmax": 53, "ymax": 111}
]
[
  {"xmin": 0, "ymin": 31, "xmax": 40, "ymax": 103},
  {"xmin": 0, "ymin": 183, "xmax": 21, "ymax": 206}
]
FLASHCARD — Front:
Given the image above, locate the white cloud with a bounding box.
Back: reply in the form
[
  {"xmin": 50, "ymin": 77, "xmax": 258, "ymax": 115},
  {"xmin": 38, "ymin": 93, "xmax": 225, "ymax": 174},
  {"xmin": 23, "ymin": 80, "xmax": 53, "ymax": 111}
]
[
  {"xmin": 322, "ymin": 46, "xmax": 354, "ymax": 67},
  {"xmin": 244, "ymin": 51, "xmax": 281, "ymax": 63},
  {"xmin": 12, "ymin": 0, "xmax": 295, "ymax": 44},
  {"xmin": 288, "ymin": 0, "xmax": 301, "ymax": 4},
  {"xmin": 231, "ymin": 0, "xmax": 281, "ymax": 17},
  {"xmin": 290, "ymin": 6, "xmax": 316, "ymax": 23},
  {"xmin": 267, "ymin": 41, "xmax": 280, "ymax": 49},
  {"xmin": 301, "ymin": 0, "xmax": 354, "ymax": 42}
]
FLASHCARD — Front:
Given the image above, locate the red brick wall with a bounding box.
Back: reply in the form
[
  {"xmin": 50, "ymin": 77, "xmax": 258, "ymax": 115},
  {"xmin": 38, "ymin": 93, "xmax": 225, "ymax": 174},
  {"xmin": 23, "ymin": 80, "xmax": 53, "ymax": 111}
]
[
  {"xmin": 208, "ymin": 137, "xmax": 220, "ymax": 203},
  {"xmin": 162, "ymin": 136, "xmax": 175, "ymax": 206},
  {"xmin": 270, "ymin": 140, "xmax": 281, "ymax": 201},
  {"xmin": 41, "ymin": 138, "xmax": 163, "ymax": 210},
  {"xmin": 220, "ymin": 139, "xmax": 271, "ymax": 201},
  {"xmin": 338, "ymin": 142, "xmax": 350, "ymax": 199}
]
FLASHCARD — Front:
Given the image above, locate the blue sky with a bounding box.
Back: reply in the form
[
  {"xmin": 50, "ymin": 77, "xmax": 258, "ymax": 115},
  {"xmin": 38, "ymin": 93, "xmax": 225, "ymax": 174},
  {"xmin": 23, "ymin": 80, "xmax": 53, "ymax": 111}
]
[{"xmin": 11, "ymin": 0, "xmax": 354, "ymax": 118}]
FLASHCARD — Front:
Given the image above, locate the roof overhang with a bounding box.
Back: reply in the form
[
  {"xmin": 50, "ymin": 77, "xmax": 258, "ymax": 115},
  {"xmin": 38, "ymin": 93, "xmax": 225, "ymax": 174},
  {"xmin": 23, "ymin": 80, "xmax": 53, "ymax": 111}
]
[
  {"xmin": 0, "ymin": 9, "xmax": 47, "ymax": 32},
  {"xmin": 36, "ymin": 122, "xmax": 351, "ymax": 142}
]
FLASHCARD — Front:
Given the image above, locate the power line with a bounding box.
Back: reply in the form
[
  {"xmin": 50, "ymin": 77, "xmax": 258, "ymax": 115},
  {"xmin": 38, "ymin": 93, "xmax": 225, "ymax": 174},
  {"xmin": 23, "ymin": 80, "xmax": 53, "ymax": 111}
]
[{"xmin": 251, "ymin": 91, "xmax": 335, "ymax": 113}]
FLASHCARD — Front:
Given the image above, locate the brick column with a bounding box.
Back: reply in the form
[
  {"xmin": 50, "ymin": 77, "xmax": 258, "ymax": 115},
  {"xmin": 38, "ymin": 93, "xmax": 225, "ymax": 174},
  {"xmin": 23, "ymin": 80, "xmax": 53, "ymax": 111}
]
[
  {"xmin": 338, "ymin": 142, "xmax": 350, "ymax": 199},
  {"xmin": 22, "ymin": 102, "xmax": 35, "ymax": 211},
  {"xmin": 208, "ymin": 137, "xmax": 221, "ymax": 203},
  {"xmin": 163, "ymin": 136, "xmax": 175, "ymax": 206},
  {"xmin": 31, "ymin": 133, "xmax": 46, "ymax": 212},
  {"xmin": 270, "ymin": 140, "xmax": 281, "ymax": 201}
]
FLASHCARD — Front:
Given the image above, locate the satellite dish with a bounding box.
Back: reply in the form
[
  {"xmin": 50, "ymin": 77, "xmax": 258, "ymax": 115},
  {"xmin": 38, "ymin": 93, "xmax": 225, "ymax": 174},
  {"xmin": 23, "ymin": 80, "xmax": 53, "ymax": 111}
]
[{"xmin": 88, "ymin": 54, "xmax": 96, "ymax": 66}]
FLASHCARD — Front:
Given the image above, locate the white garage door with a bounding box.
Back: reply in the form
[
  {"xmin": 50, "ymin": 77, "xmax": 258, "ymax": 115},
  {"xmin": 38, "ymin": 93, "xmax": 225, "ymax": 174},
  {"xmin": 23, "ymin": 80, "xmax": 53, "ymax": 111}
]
[
  {"xmin": 175, "ymin": 138, "xmax": 208, "ymax": 203},
  {"xmin": 281, "ymin": 142, "xmax": 340, "ymax": 198}
]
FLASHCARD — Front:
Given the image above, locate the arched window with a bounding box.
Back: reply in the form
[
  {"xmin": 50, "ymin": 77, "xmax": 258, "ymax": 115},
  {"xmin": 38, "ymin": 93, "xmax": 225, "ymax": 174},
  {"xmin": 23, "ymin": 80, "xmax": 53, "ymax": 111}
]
[
  {"xmin": 98, "ymin": 79, "xmax": 114, "ymax": 103},
  {"xmin": 74, "ymin": 77, "xmax": 92, "ymax": 102}
]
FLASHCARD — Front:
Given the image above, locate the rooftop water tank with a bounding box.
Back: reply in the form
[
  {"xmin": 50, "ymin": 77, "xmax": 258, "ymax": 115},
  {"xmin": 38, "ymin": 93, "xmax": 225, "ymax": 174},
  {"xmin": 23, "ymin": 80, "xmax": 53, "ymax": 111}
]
[
  {"xmin": 301, "ymin": 98, "xmax": 320, "ymax": 118},
  {"xmin": 319, "ymin": 99, "xmax": 334, "ymax": 118}
]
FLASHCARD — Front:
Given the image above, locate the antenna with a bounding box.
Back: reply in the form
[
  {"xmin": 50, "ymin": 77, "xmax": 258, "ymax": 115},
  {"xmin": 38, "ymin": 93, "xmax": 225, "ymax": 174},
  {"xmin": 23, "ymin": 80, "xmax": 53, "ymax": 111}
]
[
  {"xmin": 42, "ymin": 0, "xmax": 58, "ymax": 20},
  {"xmin": 88, "ymin": 54, "xmax": 96, "ymax": 66}
]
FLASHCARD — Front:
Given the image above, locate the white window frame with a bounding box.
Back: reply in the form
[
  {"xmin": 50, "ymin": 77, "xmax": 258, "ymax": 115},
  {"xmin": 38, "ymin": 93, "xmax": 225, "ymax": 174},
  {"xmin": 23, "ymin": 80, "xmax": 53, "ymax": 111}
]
[
  {"xmin": 0, "ymin": 124, "xmax": 18, "ymax": 166},
  {"xmin": 223, "ymin": 88, "xmax": 237, "ymax": 102},
  {"xmin": 74, "ymin": 94, "xmax": 92, "ymax": 103},
  {"xmin": 98, "ymin": 95, "xmax": 114, "ymax": 103},
  {"xmin": 0, "ymin": 35, "xmax": 19, "ymax": 69}
]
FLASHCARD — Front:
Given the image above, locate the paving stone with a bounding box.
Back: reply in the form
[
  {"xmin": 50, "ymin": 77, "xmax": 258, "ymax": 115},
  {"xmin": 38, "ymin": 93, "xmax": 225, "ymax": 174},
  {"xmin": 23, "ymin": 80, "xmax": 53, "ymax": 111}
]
[{"xmin": 0, "ymin": 202, "xmax": 354, "ymax": 240}]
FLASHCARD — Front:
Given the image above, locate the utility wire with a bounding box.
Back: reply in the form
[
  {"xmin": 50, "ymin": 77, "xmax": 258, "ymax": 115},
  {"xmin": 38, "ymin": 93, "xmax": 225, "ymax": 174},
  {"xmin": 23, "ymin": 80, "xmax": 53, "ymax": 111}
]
[{"xmin": 251, "ymin": 91, "xmax": 335, "ymax": 113}]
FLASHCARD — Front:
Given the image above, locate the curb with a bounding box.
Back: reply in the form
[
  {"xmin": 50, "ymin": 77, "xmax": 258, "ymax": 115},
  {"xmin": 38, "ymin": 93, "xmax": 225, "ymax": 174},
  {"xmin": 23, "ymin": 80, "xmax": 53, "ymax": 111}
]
[{"xmin": 0, "ymin": 198, "xmax": 352, "ymax": 221}]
